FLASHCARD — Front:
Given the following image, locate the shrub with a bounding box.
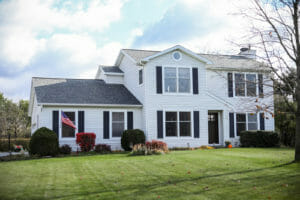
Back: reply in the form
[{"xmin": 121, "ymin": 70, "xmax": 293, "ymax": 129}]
[
  {"xmin": 145, "ymin": 140, "xmax": 168, "ymax": 152},
  {"xmin": 59, "ymin": 144, "xmax": 72, "ymax": 154},
  {"xmin": 240, "ymin": 131, "xmax": 280, "ymax": 147},
  {"xmin": 121, "ymin": 129, "xmax": 145, "ymax": 151},
  {"xmin": 94, "ymin": 144, "xmax": 111, "ymax": 153},
  {"xmin": 0, "ymin": 138, "xmax": 30, "ymax": 152},
  {"xmin": 130, "ymin": 140, "xmax": 168, "ymax": 156},
  {"xmin": 76, "ymin": 132, "xmax": 96, "ymax": 152},
  {"xmin": 29, "ymin": 127, "xmax": 59, "ymax": 156}
]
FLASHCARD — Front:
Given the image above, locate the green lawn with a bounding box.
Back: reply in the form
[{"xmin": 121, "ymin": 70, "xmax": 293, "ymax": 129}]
[{"xmin": 0, "ymin": 148, "xmax": 299, "ymax": 200}]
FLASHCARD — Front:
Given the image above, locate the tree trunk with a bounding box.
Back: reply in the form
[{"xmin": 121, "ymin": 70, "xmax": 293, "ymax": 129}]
[{"xmin": 296, "ymin": 67, "xmax": 300, "ymax": 161}]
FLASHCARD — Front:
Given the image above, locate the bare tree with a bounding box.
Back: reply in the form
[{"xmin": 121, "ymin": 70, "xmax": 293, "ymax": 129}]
[{"xmin": 238, "ymin": 0, "xmax": 300, "ymax": 161}]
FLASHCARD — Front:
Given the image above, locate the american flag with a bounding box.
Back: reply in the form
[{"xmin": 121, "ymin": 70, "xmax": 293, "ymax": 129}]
[{"xmin": 61, "ymin": 111, "xmax": 76, "ymax": 129}]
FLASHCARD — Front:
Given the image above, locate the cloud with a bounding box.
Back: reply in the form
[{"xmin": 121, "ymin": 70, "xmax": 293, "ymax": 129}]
[
  {"xmin": 132, "ymin": 1, "xmax": 224, "ymax": 48},
  {"xmin": 0, "ymin": 0, "xmax": 125, "ymax": 77}
]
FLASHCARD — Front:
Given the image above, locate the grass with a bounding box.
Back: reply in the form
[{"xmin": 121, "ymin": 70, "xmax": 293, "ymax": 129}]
[{"xmin": 0, "ymin": 148, "xmax": 299, "ymax": 200}]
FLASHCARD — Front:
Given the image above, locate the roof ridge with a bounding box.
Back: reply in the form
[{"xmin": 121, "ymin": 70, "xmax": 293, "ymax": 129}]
[
  {"xmin": 32, "ymin": 77, "xmax": 98, "ymax": 80},
  {"xmin": 122, "ymin": 48, "xmax": 160, "ymax": 52}
]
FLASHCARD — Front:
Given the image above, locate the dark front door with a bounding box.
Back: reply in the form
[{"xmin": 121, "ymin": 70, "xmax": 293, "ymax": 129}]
[{"xmin": 208, "ymin": 113, "xmax": 219, "ymax": 144}]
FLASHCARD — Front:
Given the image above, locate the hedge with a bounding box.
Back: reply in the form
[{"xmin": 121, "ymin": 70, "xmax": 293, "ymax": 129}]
[
  {"xmin": 240, "ymin": 130, "xmax": 280, "ymax": 147},
  {"xmin": 0, "ymin": 138, "xmax": 30, "ymax": 152}
]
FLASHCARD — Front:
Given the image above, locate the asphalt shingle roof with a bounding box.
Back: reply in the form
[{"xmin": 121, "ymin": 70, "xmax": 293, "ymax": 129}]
[
  {"xmin": 34, "ymin": 78, "xmax": 141, "ymax": 105},
  {"xmin": 101, "ymin": 66, "xmax": 123, "ymax": 73},
  {"xmin": 122, "ymin": 49, "xmax": 267, "ymax": 70}
]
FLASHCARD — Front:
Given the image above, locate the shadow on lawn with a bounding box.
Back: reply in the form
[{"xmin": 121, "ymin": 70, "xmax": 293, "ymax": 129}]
[{"xmin": 51, "ymin": 161, "xmax": 297, "ymax": 199}]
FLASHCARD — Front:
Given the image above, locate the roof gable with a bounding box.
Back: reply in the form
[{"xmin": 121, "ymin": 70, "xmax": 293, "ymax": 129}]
[{"xmin": 140, "ymin": 45, "xmax": 212, "ymax": 65}]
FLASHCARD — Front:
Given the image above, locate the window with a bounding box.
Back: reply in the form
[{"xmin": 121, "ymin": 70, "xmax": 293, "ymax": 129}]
[
  {"xmin": 172, "ymin": 51, "xmax": 181, "ymax": 61},
  {"xmin": 62, "ymin": 112, "xmax": 75, "ymax": 138},
  {"xmin": 236, "ymin": 113, "xmax": 246, "ymax": 136},
  {"xmin": 164, "ymin": 67, "xmax": 190, "ymax": 93},
  {"xmin": 247, "ymin": 113, "xmax": 257, "ymax": 130},
  {"xmin": 139, "ymin": 69, "xmax": 143, "ymax": 85},
  {"xmin": 165, "ymin": 111, "xmax": 191, "ymax": 137},
  {"xmin": 165, "ymin": 112, "xmax": 177, "ymax": 136},
  {"xmin": 178, "ymin": 68, "xmax": 190, "ymax": 93},
  {"xmin": 180, "ymin": 112, "xmax": 191, "ymax": 136},
  {"xmin": 246, "ymin": 74, "xmax": 256, "ymax": 96},
  {"xmin": 235, "ymin": 74, "xmax": 245, "ymax": 96},
  {"xmin": 112, "ymin": 112, "xmax": 125, "ymax": 137}
]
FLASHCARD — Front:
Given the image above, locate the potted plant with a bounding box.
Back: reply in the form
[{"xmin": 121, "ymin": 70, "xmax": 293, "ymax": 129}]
[{"xmin": 225, "ymin": 141, "xmax": 232, "ymax": 148}]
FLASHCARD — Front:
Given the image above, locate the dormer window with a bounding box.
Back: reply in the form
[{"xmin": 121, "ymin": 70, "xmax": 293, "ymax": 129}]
[
  {"xmin": 164, "ymin": 67, "xmax": 191, "ymax": 93},
  {"xmin": 172, "ymin": 51, "xmax": 182, "ymax": 61}
]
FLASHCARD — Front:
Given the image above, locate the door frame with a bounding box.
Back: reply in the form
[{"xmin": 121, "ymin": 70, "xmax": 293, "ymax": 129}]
[{"xmin": 208, "ymin": 111, "xmax": 221, "ymax": 145}]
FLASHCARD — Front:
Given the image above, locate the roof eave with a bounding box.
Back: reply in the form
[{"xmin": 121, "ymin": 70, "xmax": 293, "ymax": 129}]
[{"xmin": 38, "ymin": 103, "xmax": 143, "ymax": 108}]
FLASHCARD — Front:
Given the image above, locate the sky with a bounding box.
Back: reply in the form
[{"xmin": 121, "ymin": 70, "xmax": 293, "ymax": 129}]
[{"xmin": 0, "ymin": 0, "xmax": 252, "ymax": 101}]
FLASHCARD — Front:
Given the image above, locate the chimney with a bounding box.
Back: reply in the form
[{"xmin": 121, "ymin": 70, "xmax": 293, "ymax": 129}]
[{"xmin": 238, "ymin": 46, "xmax": 256, "ymax": 59}]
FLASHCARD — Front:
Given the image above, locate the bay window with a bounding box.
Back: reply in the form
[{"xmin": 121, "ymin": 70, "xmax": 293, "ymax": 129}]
[{"xmin": 164, "ymin": 67, "xmax": 190, "ymax": 93}]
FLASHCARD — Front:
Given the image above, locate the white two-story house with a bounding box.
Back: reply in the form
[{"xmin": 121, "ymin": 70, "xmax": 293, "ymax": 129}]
[{"xmin": 29, "ymin": 45, "xmax": 274, "ymax": 150}]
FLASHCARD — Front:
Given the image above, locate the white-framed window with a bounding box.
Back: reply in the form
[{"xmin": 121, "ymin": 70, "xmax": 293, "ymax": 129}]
[
  {"xmin": 62, "ymin": 111, "xmax": 76, "ymax": 138},
  {"xmin": 247, "ymin": 113, "xmax": 258, "ymax": 130},
  {"xmin": 236, "ymin": 113, "xmax": 258, "ymax": 136},
  {"xmin": 112, "ymin": 112, "xmax": 125, "ymax": 137},
  {"xmin": 139, "ymin": 69, "xmax": 143, "ymax": 85},
  {"xmin": 234, "ymin": 73, "xmax": 258, "ymax": 97},
  {"xmin": 165, "ymin": 111, "xmax": 192, "ymax": 137},
  {"xmin": 164, "ymin": 67, "xmax": 191, "ymax": 93},
  {"xmin": 172, "ymin": 51, "xmax": 182, "ymax": 61}
]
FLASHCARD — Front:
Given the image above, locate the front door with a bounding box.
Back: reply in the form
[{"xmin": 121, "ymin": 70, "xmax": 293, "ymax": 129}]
[{"xmin": 208, "ymin": 113, "xmax": 219, "ymax": 144}]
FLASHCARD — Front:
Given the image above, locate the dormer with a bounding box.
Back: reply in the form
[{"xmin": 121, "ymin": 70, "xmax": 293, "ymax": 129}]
[{"xmin": 95, "ymin": 65, "xmax": 124, "ymax": 84}]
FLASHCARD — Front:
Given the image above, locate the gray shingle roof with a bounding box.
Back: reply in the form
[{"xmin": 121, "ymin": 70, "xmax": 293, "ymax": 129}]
[
  {"xmin": 34, "ymin": 78, "xmax": 141, "ymax": 106},
  {"xmin": 101, "ymin": 66, "xmax": 123, "ymax": 73},
  {"xmin": 122, "ymin": 49, "xmax": 267, "ymax": 70}
]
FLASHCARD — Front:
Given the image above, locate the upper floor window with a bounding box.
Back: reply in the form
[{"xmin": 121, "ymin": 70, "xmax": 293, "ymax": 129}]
[
  {"xmin": 234, "ymin": 73, "xmax": 258, "ymax": 97},
  {"xmin": 139, "ymin": 69, "xmax": 143, "ymax": 85},
  {"xmin": 172, "ymin": 51, "xmax": 182, "ymax": 61},
  {"xmin": 164, "ymin": 67, "xmax": 190, "ymax": 93}
]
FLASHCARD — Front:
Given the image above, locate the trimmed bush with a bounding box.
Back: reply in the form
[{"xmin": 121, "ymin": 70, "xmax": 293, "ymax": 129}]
[
  {"xmin": 76, "ymin": 132, "xmax": 96, "ymax": 152},
  {"xmin": 240, "ymin": 130, "xmax": 280, "ymax": 147},
  {"xmin": 29, "ymin": 127, "xmax": 59, "ymax": 156},
  {"xmin": 94, "ymin": 144, "xmax": 111, "ymax": 153},
  {"xmin": 121, "ymin": 129, "xmax": 145, "ymax": 151},
  {"xmin": 59, "ymin": 144, "xmax": 72, "ymax": 154}
]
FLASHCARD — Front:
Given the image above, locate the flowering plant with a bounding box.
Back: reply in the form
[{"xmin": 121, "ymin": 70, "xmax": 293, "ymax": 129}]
[{"xmin": 76, "ymin": 132, "xmax": 96, "ymax": 152}]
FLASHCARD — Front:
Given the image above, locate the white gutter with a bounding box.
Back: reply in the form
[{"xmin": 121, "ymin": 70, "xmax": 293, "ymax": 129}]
[{"xmin": 38, "ymin": 103, "xmax": 143, "ymax": 108}]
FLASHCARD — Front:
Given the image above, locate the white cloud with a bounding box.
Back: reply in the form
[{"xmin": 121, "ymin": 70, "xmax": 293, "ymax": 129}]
[{"xmin": 0, "ymin": 0, "xmax": 125, "ymax": 73}]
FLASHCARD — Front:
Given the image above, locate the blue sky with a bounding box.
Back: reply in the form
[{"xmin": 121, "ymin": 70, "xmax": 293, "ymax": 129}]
[{"xmin": 0, "ymin": 0, "xmax": 249, "ymax": 101}]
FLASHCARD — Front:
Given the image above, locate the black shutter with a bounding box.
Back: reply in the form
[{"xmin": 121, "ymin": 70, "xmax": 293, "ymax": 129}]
[
  {"xmin": 103, "ymin": 111, "xmax": 109, "ymax": 139},
  {"xmin": 78, "ymin": 111, "xmax": 84, "ymax": 133},
  {"xmin": 52, "ymin": 111, "xmax": 59, "ymax": 138},
  {"xmin": 228, "ymin": 73, "xmax": 233, "ymax": 97},
  {"xmin": 260, "ymin": 113, "xmax": 265, "ymax": 130},
  {"xmin": 127, "ymin": 111, "xmax": 133, "ymax": 130},
  {"xmin": 156, "ymin": 66, "xmax": 162, "ymax": 94},
  {"xmin": 157, "ymin": 111, "xmax": 163, "ymax": 138},
  {"xmin": 229, "ymin": 113, "xmax": 235, "ymax": 138},
  {"xmin": 192, "ymin": 68, "xmax": 199, "ymax": 94},
  {"xmin": 258, "ymin": 74, "xmax": 264, "ymax": 98},
  {"xmin": 193, "ymin": 111, "xmax": 199, "ymax": 138}
]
